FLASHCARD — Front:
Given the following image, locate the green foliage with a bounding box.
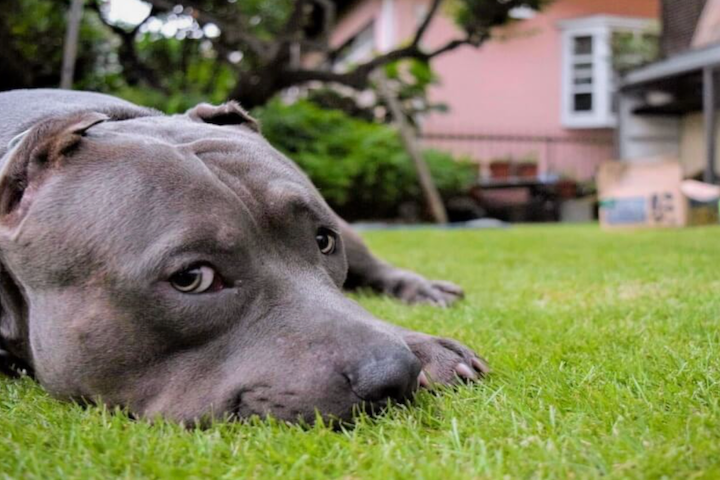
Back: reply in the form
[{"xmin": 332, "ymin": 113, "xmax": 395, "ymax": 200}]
[
  {"xmin": 2, "ymin": 0, "xmax": 112, "ymax": 89},
  {"xmin": 451, "ymin": 0, "xmax": 551, "ymax": 37},
  {"xmin": 2, "ymin": 0, "xmax": 555, "ymax": 108},
  {"xmin": 381, "ymin": 59, "xmax": 448, "ymax": 121},
  {"xmin": 255, "ymin": 100, "xmax": 477, "ymax": 219},
  {"xmin": 111, "ymin": 35, "xmax": 237, "ymax": 113},
  {"xmin": 612, "ymin": 28, "xmax": 661, "ymax": 74}
]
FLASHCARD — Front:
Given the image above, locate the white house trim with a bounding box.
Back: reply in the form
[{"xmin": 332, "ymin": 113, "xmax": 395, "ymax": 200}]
[
  {"xmin": 378, "ymin": 0, "xmax": 396, "ymax": 53},
  {"xmin": 557, "ymin": 15, "xmax": 654, "ymax": 32},
  {"xmin": 559, "ymin": 15, "xmax": 656, "ymax": 129},
  {"xmin": 623, "ymin": 42, "xmax": 720, "ymax": 87}
]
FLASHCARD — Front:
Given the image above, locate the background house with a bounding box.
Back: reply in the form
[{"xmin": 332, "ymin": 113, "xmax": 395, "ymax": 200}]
[
  {"xmin": 329, "ymin": 0, "xmax": 659, "ymax": 181},
  {"xmin": 618, "ymin": 0, "xmax": 720, "ymax": 184}
]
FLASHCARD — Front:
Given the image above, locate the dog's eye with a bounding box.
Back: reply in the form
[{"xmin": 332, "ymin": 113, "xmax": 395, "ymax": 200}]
[
  {"xmin": 170, "ymin": 265, "xmax": 219, "ymax": 293},
  {"xmin": 316, "ymin": 229, "xmax": 337, "ymax": 255}
]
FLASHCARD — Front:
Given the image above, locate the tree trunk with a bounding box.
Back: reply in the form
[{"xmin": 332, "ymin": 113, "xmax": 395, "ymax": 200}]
[
  {"xmin": 373, "ymin": 71, "xmax": 448, "ymax": 224},
  {"xmin": 60, "ymin": 0, "xmax": 85, "ymax": 89}
]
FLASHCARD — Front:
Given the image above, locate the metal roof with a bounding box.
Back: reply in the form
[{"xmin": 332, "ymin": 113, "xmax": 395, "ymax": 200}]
[{"xmin": 622, "ymin": 42, "xmax": 720, "ymax": 89}]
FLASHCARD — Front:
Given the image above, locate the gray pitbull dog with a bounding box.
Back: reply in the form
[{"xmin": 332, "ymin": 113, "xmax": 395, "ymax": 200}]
[{"xmin": 0, "ymin": 89, "xmax": 488, "ymax": 424}]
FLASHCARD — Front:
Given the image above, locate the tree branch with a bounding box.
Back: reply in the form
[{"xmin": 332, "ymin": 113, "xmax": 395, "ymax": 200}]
[
  {"xmin": 349, "ymin": 45, "xmax": 423, "ymax": 77},
  {"xmin": 412, "ymin": 0, "xmax": 443, "ymax": 47},
  {"xmin": 312, "ymin": 0, "xmax": 336, "ymax": 46},
  {"xmin": 426, "ymin": 35, "xmax": 483, "ymax": 58},
  {"xmin": 279, "ymin": 0, "xmax": 309, "ymax": 40},
  {"xmin": 89, "ymin": 0, "xmax": 502, "ymax": 109},
  {"xmin": 279, "ymin": 33, "xmax": 480, "ymax": 91},
  {"xmin": 268, "ymin": 0, "xmax": 310, "ymax": 62}
]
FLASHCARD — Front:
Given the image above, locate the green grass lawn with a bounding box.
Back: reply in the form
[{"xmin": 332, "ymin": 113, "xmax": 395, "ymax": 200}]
[{"xmin": 2, "ymin": 225, "xmax": 719, "ymax": 479}]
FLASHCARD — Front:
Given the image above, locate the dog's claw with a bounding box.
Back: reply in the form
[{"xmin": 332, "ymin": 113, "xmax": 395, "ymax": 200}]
[
  {"xmin": 431, "ymin": 280, "xmax": 465, "ymax": 298},
  {"xmin": 471, "ymin": 357, "xmax": 491, "ymax": 376},
  {"xmin": 404, "ymin": 333, "xmax": 489, "ymax": 387},
  {"xmin": 455, "ymin": 362, "xmax": 477, "ymax": 381},
  {"xmin": 418, "ymin": 370, "xmax": 430, "ymax": 388},
  {"xmin": 379, "ymin": 268, "xmax": 464, "ymax": 307}
]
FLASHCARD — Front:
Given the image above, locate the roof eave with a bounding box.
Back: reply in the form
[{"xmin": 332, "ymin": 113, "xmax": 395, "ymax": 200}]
[{"xmin": 622, "ymin": 42, "xmax": 720, "ymax": 90}]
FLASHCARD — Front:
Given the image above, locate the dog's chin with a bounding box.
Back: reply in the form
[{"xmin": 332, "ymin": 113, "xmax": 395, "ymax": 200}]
[{"xmin": 220, "ymin": 393, "xmax": 411, "ymax": 429}]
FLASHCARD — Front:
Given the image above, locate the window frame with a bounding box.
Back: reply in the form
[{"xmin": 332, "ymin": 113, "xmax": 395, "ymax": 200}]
[{"xmin": 559, "ymin": 16, "xmax": 655, "ymax": 129}]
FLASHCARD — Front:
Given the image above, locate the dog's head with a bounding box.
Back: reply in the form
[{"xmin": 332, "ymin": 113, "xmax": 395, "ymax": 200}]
[{"xmin": 0, "ymin": 103, "xmax": 421, "ymax": 424}]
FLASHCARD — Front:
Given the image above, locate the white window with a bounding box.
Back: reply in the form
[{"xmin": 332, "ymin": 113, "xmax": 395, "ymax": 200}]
[
  {"xmin": 378, "ymin": 0, "xmax": 396, "ymax": 52},
  {"xmin": 560, "ymin": 16, "xmax": 655, "ymax": 129},
  {"xmin": 568, "ymin": 35, "xmax": 596, "ymax": 115}
]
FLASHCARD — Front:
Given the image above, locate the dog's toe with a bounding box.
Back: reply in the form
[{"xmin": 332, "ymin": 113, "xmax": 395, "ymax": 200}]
[
  {"xmin": 404, "ymin": 333, "xmax": 489, "ymax": 388},
  {"xmin": 471, "ymin": 356, "xmax": 491, "ymax": 376},
  {"xmin": 455, "ymin": 362, "xmax": 477, "ymax": 381},
  {"xmin": 378, "ymin": 268, "xmax": 465, "ymax": 308}
]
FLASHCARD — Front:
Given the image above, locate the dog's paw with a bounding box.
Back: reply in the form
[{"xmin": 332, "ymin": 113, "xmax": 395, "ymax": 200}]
[
  {"xmin": 380, "ymin": 269, "xmax": 464, "ymax": 307},
  {"xmin": 403, "ymin": 332, "xmax": 489, "ymax": 387}
]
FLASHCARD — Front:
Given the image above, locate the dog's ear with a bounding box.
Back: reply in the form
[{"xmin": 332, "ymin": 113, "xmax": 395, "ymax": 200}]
[
  {"xmin": 0, "ymin": 111, "xmax": 108, "ymax": 225},
  {"xmin": 185, "ymin": 102, "xmax": 260, "ymax": 132},
  {"xmin": 0, "ymin": 111, "xmax": 106, "ymax": 376}
]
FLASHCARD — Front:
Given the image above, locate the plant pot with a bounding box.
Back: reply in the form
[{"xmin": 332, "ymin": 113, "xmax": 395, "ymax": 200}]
[
  {"xmin": 489, "ymin": 161, "xmax": 512, "ymax": 179},
  {"xmin": 556, "ymin": 179, "xmax": 578, "ymax": 199},
  {"xmin": 517, "ymin": 162, "xmax": 538, "ymax": 179}
]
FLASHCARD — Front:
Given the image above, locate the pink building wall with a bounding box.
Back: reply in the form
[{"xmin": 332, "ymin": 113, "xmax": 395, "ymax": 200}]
[
  {"xmin": 331, "ymin": 0, "xmax": 659, "ymax": 180},
  {"xmin": 331, "ymin": 0, "xmax": 381, "ymax": 48}
]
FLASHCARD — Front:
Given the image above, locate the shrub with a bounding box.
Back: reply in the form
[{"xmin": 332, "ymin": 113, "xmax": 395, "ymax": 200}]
[{"xmin": 254, "ymin": 99, "xmax": 477, "ymax": 220}]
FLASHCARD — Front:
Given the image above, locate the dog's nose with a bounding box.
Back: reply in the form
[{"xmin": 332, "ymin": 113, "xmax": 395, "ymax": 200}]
[{"xmin": 347, "ymin": 346, "xmax": 422, "ymax": 404}]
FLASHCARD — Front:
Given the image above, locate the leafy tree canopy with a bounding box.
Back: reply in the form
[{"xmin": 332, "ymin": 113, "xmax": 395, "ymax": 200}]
[{"xmin": 0, "ymin": 0, "xmax": 549, "ymax": 111}]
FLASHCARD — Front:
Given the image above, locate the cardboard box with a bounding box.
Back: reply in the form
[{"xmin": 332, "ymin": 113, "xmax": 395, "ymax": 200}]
[{"xmin": 598, "ymin": 159, "xmax": 719, "ymax": 228}]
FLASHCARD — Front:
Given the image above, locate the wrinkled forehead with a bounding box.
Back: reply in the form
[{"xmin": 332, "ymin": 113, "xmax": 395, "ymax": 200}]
[
  {"xmin": 89, "ymin": 116, "xmax": 335, "ymax": 224},
  {"xmin": 12, "ymin": 117, "xmax": 335, "ymax": 263}
]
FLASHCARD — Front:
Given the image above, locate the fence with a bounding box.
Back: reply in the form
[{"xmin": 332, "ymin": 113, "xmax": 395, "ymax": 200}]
[{"xmin": 420, "ymin": 131, "xmax": 616, "ymax": 182}]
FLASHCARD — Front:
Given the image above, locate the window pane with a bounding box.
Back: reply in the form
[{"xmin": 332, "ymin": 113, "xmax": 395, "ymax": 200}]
[
  {"xmin": 611, "ymin": 91, "xmax": 619, "ymax": 114},
  {"xmin": 573, "ymin": 93, "xmax": 593, "ymax": 112},
  {"xmin": 574, "ymin": 36, "xmax": 593, "ymax": 55},
  {"xmin": 572, "ymin": 61, "xmax": 593, "ymax": 88},
  {"xmin": 573, "ymin": 64, "xmax": 593, "ymax": 77},
  {"xmin": 573, "ymin": 63, "xmax": 593, "ymax": 73}
]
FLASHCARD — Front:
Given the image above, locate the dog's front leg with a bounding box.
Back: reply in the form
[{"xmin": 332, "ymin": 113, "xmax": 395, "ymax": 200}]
[{"xmin": 339, "ymin": 219, "xmax": 464, "ymax": 307}]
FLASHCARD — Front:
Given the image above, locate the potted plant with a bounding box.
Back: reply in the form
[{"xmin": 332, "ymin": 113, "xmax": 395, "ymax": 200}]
[
  {"xmin": 556, "ymin": 178, "xmax": 578, "ymax": 199},
  {"xmin": 516, "ymin": 155, "xmax": 539, "ymax": 179},
  {"xmin": 489, "ymin": 157, "xmax": 512, "ymax": 179}
]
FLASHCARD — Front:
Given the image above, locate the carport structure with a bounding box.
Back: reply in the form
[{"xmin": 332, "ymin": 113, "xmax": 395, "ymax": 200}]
[{"xmin": 618, "ymin": 42, "xmax": 720, "ymax": 185}]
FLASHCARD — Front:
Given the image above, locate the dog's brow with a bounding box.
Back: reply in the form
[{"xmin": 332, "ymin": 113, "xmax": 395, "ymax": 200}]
[
  {"xmin": 267, "ymin": 182, "xmax": 336, "ymax": 228},
  {"xmin": 143, "ymin": 234, "xmax": 240, "ymax": 274},
  {"xmin": 298, "ymin": 202, "xmax": 335, "ymax": 227},
  {"xmin": 163, "ymin": 239, "xmax": 236, "ymax": 257}
]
